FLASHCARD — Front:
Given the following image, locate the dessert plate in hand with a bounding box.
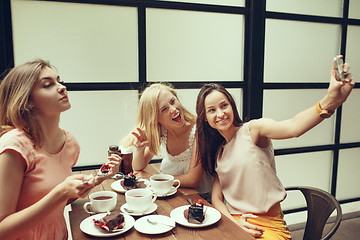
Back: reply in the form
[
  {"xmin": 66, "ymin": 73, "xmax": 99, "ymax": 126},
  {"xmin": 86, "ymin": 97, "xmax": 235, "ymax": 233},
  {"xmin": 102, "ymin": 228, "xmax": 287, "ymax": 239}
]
[
  {"xmin": 80, "ymin": 212, "xmax": 134, "ymax": 237},
  {"xmin": 134, "ymin": 215, "xmax": 176, "ymax": 234},
  {"xmin": 120, "ymin": 203, "xmax": 157, "ymax": 216},
  {"xmin": 111, "ymin": 179, "xmax": 150, "ymax": 193},
  {"xmin": 170, "ymin": 205, "xmax": 221, "ymax": 228}
]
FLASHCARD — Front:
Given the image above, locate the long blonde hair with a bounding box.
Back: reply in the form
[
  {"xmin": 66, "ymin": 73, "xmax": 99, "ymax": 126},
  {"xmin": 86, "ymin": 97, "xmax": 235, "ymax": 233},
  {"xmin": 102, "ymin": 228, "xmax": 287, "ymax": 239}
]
[
  {"xmin": 0, "ymin": 59, "xmax": 53, "ymax": 148},
  {"xmin": 122, "ymin": 83, "xmax": 196, "ymax": 156}
]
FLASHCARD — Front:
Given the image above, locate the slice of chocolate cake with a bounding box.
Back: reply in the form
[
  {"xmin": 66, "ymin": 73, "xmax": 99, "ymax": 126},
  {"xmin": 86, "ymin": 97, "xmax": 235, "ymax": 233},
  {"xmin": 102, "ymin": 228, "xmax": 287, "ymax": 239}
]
[
  {"xmin": 184, "ymin": 199, "xmax": 205, "ymax": 224},
  {"xmin": 123, "ymin": 172, "xmax": 136, "ymax": 189},
  {"xmin": 93, "ymin": 211, "xmax": 125, "ymax": 232}
]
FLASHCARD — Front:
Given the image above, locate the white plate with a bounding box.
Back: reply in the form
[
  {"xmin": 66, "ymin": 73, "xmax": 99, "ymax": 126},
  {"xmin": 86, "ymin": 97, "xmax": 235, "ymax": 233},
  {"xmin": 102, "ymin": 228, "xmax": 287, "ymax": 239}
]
[
  {"xmin": 111, "ymin": 179, "xmax": 150, "ymax": 193},
  {"xmin": 80, "ymin": 212, "xmax": 134, "ymax": 237},
  {"xmin": 134, "ymin": 215, "xmax": 175, "ymax": 234},
  {"xmin": 151, "ymin": 186, "xmax": 178, "ymax": 197},
  {"xmin": 120, "ymin": 203, "xmax": 157, "ymax": 216},
  {"xmin": 170, "ymin": 205, "xmax": 221, "ymax": 228}
]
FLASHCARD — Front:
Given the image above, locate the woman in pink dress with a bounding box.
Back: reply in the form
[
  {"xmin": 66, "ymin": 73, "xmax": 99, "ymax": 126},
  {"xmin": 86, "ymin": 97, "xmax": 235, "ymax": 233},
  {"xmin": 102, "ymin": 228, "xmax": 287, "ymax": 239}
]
[{"xmin": 0, "ymin": 59, "xmax": 121, "ymax": 239}]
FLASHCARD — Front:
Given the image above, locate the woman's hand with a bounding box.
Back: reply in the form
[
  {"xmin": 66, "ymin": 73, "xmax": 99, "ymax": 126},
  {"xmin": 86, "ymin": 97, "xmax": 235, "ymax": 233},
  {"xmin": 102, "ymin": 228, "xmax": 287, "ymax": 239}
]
[
  {"xmin": 236, "ymin": 213, "xmax": 265, "ymax": 238},
  {"xmin": 133, "ymin": 170, "xmax": 153, "ymax": 179},
  {"xmin": 131, "ymin": 128, "xmax": 149, "ymax": 149},
  {"xmin": 94, "ymin": 154, "xmax": 122, "ymax": 184},
  {"xmin": 58, "ymin": 174, "xmax": 95, "ymax": 199},
  {"xmin": 323, "ymin": 56, "xmax": 355, "ymax": 111},
  {"xmin": 104, "ymin": 153, "xmax": 122, "ymax": 177}
]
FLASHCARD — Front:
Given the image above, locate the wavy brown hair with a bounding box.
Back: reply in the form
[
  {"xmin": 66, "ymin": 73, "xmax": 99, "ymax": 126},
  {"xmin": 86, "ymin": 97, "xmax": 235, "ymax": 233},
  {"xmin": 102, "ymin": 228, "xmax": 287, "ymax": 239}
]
[
  {"xmin": 196, "ymin": 83, "xmax": 243, "ymax": 176},
  {"xmin": 0, "ymin": 59, "xmax": 53, "ymax": 148}
]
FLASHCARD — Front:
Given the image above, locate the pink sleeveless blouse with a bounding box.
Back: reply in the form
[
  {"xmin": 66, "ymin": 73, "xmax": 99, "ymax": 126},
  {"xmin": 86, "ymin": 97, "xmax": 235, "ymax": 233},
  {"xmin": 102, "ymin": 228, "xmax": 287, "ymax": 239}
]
[{"xmin": 215, "ymin": 121, "xmax": 286, "ymax": 214}]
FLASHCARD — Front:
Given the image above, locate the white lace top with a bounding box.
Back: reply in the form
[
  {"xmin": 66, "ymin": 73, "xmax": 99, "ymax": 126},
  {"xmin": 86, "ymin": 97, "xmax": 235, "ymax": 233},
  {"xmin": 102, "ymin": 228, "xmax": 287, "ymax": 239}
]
[
  {"xmin": 159, "ymin": 125, "xmax": 194, "ymax": 174},
  {"xmin": 159, "ymin": 125, "xmax": 213, "ymax": 194}
]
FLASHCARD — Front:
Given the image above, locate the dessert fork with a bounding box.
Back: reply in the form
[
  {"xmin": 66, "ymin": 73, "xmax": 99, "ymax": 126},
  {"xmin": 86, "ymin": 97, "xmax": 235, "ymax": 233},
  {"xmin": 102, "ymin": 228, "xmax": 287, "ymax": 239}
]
[{"xmin": 81, "ymin": 172, "xmax": 108, "ymax": 184}]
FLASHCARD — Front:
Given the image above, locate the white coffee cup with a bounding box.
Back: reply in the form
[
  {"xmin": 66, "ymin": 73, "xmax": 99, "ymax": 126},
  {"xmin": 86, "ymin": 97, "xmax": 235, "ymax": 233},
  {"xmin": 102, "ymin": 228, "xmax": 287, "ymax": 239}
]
[
  {"xmin": 125, "ymin": 188, "xmax": 157, "ymax": 213},
  {"xmin": 150, "ymin": 174, "xmax": 181, "ymax": 195},
  {"xmin": 83, "ymin": 191, "xmax": 117, "ymax": 214}
]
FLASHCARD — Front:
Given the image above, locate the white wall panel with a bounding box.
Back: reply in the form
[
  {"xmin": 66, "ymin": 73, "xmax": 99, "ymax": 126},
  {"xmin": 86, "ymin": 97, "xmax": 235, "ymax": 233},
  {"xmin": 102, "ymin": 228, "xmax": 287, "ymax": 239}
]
[
  {"xmin": 340, "ymin": 89, "xmax": 360, "ymax": 143},
  {"xmin": 276, "ymin": 151, "xmax": 333, "ymax": 210},
  {"xmin": 346, "ymin": 26, "xmax": 360, "ymax": 83},
  {"xmin": 336, "ymin": 148, "xmax": 360, "ymax": 200},
  {"xmin": 147, "ymin": 9, "xmax": 244, "ymax": 82},
  {"xmin": 264, "ymin": 19, "xmax": 340, "ymax": 83},
  {"xmin": 263, "ymin": 89, "xmax": 335, "ymax": 149},
  {"xmin": 266, "ymin": 0, "xmax": 343, "ymax": 17},
  {"xmin": 349, "ymin": 0, "xmax": 360, "ymax": 19},
  {"xmin": 155, "ymin": 0, "xmax": 244, "ymax": 7},
  {"xmin": 11, "ymin": 0, "xmax": 138, "ymax": 83},
  {"xmin": 60, "ymin": 91, "xmax": 139, "ymax": 166}
]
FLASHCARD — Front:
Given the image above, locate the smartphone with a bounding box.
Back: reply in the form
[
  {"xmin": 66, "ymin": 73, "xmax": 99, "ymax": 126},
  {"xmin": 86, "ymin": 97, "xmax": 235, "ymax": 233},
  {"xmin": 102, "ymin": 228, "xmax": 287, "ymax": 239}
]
[{"xmin": 334, "ymin": 56, "xmax": 345, "ymax": 81}]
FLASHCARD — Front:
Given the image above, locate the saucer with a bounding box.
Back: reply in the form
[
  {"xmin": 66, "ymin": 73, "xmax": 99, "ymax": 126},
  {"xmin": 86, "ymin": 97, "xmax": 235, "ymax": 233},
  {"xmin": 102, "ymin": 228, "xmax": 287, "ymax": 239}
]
[
  {"xmin": 134, "ymin": 215, "xmax": 175, "ymax": 234},
  {"xmin": 151, "ymin": 186, "xmax": 178, "ymax": 197},
  {"xmin": 111, "ymin": 179, "xmax": 150, "ymax": 193},
  {"xmin": 120, "ymin": 203, "xmax": 157, "ymax": 216}
]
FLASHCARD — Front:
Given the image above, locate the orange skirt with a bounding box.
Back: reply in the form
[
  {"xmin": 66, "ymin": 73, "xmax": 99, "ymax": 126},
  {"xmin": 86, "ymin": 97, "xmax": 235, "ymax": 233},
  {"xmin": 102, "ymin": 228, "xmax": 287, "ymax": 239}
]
[{"xmin": 232, "ymin": 203, "xmax": 292, "ymax": 240}]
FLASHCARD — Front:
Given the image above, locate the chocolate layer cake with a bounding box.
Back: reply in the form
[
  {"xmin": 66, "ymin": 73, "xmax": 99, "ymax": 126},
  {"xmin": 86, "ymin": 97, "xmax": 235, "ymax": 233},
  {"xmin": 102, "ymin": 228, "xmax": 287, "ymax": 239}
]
[
  {"xmin": 123, "ymin": 172, "xmax": 136, "ymax": 189},
  {"xmin": 184, "ymin": 199, "xmax": 205, "ymax": 224},
  {"xmin": 93, "ymin": 211, "xmax": 125, "ymax": 232}
]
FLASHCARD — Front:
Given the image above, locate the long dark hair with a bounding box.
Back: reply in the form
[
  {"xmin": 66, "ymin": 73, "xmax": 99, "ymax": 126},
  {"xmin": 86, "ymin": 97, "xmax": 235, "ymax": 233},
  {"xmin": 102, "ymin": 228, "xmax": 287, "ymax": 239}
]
[{"xmin": 196, "ymin": 83, "xmax": 243, "ymax": 176}]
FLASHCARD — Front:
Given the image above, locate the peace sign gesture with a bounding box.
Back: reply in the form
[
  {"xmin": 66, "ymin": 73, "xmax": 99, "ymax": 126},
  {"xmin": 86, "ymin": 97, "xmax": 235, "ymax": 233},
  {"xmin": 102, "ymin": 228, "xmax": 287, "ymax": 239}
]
[{"xmin": 131, "ymin": 127, "xmax": 149, "ymax": 149}]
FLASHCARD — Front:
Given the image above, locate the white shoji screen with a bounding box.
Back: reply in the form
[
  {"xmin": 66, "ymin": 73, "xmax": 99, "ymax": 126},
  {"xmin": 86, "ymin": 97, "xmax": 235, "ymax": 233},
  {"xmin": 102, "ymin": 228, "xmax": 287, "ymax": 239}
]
[{"xmin": 146, "ymin": 8, "xmax": 244, "ymax": 82}]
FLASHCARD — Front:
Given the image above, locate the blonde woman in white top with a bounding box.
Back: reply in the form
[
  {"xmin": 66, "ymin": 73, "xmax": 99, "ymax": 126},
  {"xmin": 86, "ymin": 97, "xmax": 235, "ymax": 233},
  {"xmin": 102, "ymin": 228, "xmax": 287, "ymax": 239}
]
[
  {"xmin": 122, "ymin": 83, "xmax": 212, "ymax": 195},
  {"xmin": 195, "ymin": 58, "xmax": 354, "ymax": 239}
]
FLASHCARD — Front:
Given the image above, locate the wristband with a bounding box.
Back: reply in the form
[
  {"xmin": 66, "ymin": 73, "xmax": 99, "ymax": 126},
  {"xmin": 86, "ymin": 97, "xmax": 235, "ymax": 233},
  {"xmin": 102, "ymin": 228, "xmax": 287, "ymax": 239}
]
[{"xmin": 316, "ymin": 101, "xmax": 333, "ymax": 118}]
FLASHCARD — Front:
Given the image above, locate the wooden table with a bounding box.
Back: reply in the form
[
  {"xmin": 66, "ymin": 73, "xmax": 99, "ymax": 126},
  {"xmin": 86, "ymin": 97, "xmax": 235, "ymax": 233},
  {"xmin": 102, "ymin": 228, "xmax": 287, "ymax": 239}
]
[{"xmin": 69, "ymin": 167, "xmax": 255, "ymax": 240}]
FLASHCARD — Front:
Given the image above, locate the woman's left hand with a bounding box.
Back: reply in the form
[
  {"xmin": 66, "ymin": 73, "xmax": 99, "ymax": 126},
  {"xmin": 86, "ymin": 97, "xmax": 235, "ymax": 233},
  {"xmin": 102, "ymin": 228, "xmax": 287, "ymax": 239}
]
[
  {"xmin": 94, "ymin": 154, "xmax": 122, "ymax": 184},
  {"xmin": 237, "ymin": 213, "xmax": 265, "ymax": 238},
  {"xmin": 325, "ymin": 56, "xmax": 355, "ymax": 110},
  {"xmin": 106, "ymin": 153, "xmax": 122, "ymax": 177}
]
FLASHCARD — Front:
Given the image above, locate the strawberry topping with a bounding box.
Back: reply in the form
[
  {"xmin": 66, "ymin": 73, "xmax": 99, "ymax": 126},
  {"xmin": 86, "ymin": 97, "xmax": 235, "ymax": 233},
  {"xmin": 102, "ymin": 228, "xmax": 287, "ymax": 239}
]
[{"xmin": 100, "ymin": 164, "xmax": 111, "ymax": 173}]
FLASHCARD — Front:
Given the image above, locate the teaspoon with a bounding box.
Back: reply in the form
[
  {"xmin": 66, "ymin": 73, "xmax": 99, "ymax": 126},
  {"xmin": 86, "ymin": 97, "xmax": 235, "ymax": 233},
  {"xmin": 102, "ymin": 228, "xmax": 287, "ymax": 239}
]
[{"xmin": 147, "ymin": 218, "xmax": 175, "ymax": 227}]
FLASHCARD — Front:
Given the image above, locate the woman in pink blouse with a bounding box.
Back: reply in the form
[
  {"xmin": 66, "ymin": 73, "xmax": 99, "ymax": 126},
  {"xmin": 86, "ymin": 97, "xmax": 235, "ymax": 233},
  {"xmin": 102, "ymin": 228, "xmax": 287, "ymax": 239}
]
[
  {"xmin": 195, "ymin": 57, "xmax": 354, "ymax": 239},
  {"xmin": 0, "ymin": 59, "xmax": 120, "ymax": 239}
]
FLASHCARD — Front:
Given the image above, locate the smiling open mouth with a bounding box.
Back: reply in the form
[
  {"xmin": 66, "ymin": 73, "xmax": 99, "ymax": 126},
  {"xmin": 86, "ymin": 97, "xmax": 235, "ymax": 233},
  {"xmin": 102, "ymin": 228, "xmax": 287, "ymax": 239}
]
[
  {"xmin": 172, "ymin": 113, "xmax": 182, "ymax": 123},
  {"xmin": 217, "ymin": 118, "xmax": 228, "ymax": 124}
]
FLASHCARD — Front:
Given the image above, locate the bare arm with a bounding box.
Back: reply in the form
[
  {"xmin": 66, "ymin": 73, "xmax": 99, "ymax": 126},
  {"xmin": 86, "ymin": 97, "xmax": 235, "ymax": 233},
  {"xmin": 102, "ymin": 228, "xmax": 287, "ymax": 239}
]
[
  {"xmin": 131, "ymin": 128, "xmax": 154, "ymax": 171},
  {"xmin": 132, "ymin": 147, "xmax": 154, "ymax": 171},
  {"xmin": 211, "ymin": 174, "xmax": 229, "ymax": 217},
  {"xmin": 0, "ymin": 150, "xmax": 94, "ymax": 239},
  {"xmin": 250, "ymin": 60, "xmax": 355, "ymax": 147},
  {"xmin": 172, "ymin": 138, "xmax": 203, "ymax": 188}
]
